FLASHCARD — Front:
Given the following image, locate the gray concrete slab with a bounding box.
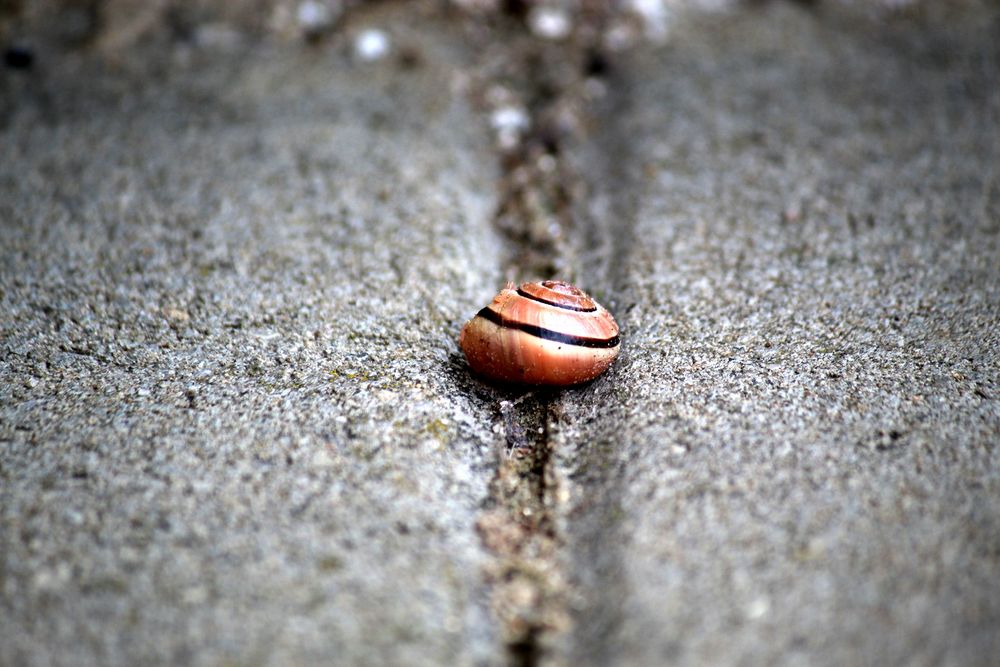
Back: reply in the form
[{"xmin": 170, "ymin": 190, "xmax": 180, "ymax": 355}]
[
  {"xmin": 556, "ymin": 4, "xmax": 1000, "ymax": 666},
  {"xmin": 1, "ymin": 6, "xmax": 508, "ymax": 667}
]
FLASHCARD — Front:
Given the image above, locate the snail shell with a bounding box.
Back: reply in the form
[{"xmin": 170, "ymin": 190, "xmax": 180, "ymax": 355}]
[{"xmin": 459, "ymin": 280, "xmax": 620, "ymax": 386}]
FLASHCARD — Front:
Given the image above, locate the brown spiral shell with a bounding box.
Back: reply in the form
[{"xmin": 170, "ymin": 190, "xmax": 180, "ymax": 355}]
[{"xmin": 459, "ymin": 280, "xmax": 620, "ymax": 386}]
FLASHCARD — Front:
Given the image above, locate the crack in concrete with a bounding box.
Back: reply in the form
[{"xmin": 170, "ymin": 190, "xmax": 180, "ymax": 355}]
[
  {"xmin": 476, "ymin": 394, "xmax": 567, "ymax": 666},
  {"xmin": 462, "ymin": 7, "xmax": 620, "ymax": 665}
]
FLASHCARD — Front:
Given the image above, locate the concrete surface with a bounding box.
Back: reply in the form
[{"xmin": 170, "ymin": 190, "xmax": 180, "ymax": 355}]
[
  {"xmin": 1, "ymin": 5, "xmax": 508, "ymax": 666},
  {"xmin": 557, "ymin": 3, "xmax": 1000, "ymax": 666},
  {"xmin": 2, "ymin": 1, "xmax": 999, "ymax": 667}
]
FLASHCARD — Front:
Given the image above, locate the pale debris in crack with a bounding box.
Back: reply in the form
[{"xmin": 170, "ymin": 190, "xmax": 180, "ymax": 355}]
[{"xmin": 476, "ymin": 394, "xmax": 570, "ymax": 666}]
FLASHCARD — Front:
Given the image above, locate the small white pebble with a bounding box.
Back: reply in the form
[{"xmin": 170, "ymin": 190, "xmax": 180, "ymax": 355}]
[
  {"xmin": 555, "ymin": 484, "xmax": 571, "ymax": 505},
  {"xmin": 746, "ymin": 596, "xmax": 770, "ymax": 620},
  {"xmin": 528, "ymin": 7, "xmax": 572, "ymax": 40},
  {"xmin": 491, "ymin": 105, "xmax": 531, "ymax": 150},
  {"xmin": 490, "ymin": 106, "xmax": 530, "ymax": 132},
  {"xmin": 297, "ymin": 0, "xmax": 335, "ymax": 34},
  {"xmin": 354, "ymin": 29, "xmax": 390, "ymax": 61},
  {"xmin": 629, "ymin": 0, "xmax": 673, "ymax": 41}
]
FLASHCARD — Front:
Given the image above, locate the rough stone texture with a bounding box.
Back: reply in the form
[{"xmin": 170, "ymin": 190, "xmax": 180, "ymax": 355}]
[
  {"xmin": 3, "ymin": 1, "xmax": 1000, "ymax": 666},
  {"xmin": 0, "ymin": 6, "xmax": 507, "ymax": 667},
  {"xmin": 557, "ymin": 3, "xmax": 1000, "ymax": 666}
]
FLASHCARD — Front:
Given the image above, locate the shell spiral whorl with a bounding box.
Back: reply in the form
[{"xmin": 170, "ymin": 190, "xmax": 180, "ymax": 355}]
[{"xmin": 459, "ymin": 280, "xmax": 620, "ymax": 386}]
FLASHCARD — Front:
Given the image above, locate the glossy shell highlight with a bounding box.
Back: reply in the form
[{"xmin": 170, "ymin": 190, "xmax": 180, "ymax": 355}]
[{"xmin": 459, "ymin": 280, "xmax": 620, "ymax": 386}]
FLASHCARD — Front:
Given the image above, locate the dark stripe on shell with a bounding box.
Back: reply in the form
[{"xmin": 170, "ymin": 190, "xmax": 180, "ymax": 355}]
[
  {"xmin": 516, "ymin": 286, "xmax": 597, "ymax": 312},
  {"xmin": 476, "ymin": 307, "xmax": 620, "ymax": 349}
]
